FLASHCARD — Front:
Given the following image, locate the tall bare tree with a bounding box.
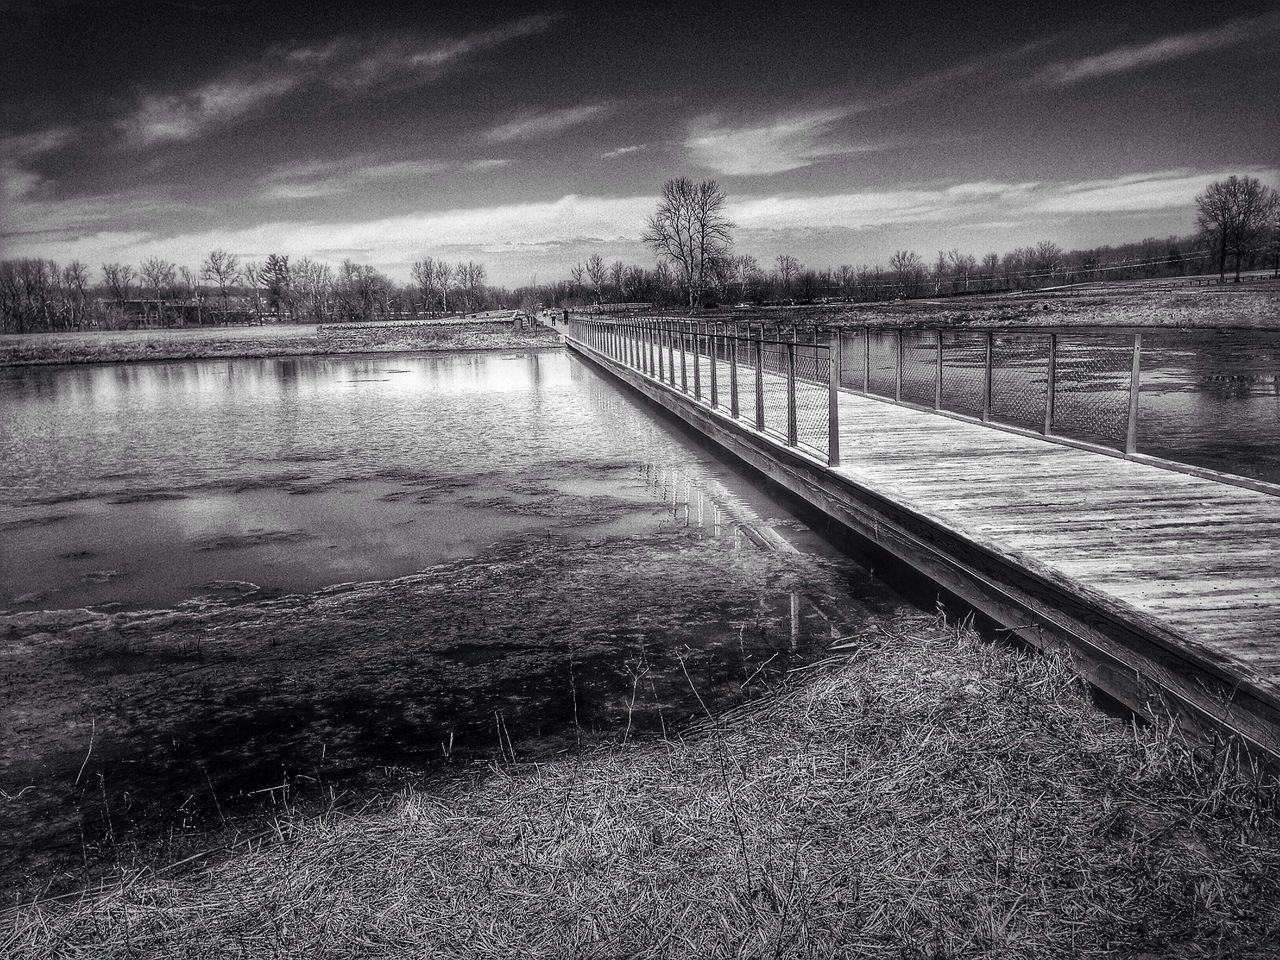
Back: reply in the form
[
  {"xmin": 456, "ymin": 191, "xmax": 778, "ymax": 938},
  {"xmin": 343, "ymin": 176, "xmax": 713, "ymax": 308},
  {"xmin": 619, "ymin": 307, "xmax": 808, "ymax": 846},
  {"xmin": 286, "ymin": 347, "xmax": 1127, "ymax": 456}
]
[
  {"xmin": 584, "ymin": 254, "xmax": 607, "ymax": 303},
  {"xmin": 201, "ymin": 249, "xmax": 241, "ymax": 324},
  {"xmin": 774, "ymin": 255, "xmax": 800, "ymax": 296},
  {"xmin": 642, "ymin": 177, "xmax": 734, "ymax": 309},
  {"xmin": 101, "ymin": 262, "xmax": 135, "ymax": 305},
  {"xmin": 243, "ymin": 260, "xmax": 263, "ymax": 321},
  {"xmin": 1193, "ymin": 176, "xmax": 1280, "ymax": 283}
]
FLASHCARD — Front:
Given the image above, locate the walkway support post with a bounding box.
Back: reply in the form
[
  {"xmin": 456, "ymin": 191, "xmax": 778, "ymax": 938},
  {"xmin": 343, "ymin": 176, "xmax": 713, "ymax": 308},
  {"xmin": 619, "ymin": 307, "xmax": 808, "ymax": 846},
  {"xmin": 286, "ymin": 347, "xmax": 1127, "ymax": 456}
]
[
  {"xmin": 729, "ymin": 337, "xmax": 739, "ymax": 418},
  {"xmin": 754, "ymin": 335, "xmax": 765, "ymax": 430},
  {"xmin": 693, "ymin": 323, "xmax": 702, "ymax": 401},
  {"xmin": 982, "ymin": 331, "xmax": 993, "ymax": 422},
  {"xmin": 667, "ymin": 324, "xmax": 676, "ymax": 386},
  {"xmin": 934, "ymin": 328, "xmax": 943, "ymax": 411},
  {"xmin": 1044, "ymin": 332, "xmax": 1057, "ymax": 436},
  {"xmin": 1127, "ymin": 332, "xmax": 1143, "ymax": 455},
  {"xmin": 829, "ymin": 336, "xmax": 841, "ymax": 466},
  {"xmin": 680, "ymin": 329, "xmax": 688, "ymax": 393},
  {"xmin": 894, "ymin": 329, "xmax": 903, "ymax": 402},
  {"xmin": 709, "ymin": 326, "xmax": 719, "ymax": 409},
  {"xmin": 863, "ymin": 328, "xmax": 871, "ymax": 394},
  {"xmin": 786, "ymin": 340, "xmax": 798, "ymax": 446}
]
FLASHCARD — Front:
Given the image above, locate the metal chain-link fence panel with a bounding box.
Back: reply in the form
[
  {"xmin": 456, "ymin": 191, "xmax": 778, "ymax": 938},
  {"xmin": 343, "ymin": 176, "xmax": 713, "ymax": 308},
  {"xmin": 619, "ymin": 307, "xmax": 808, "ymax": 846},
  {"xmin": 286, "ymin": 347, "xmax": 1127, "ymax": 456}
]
[
  {"xmin": 794, "ymin": 343, "xmax": 830, "ymax": 455},
  {"xmin": 900, "ymin": 330, "xmax": 936, "ymax": 406},
  {"xmin": 990, "ymin": 332, "xmax": 1049, "ymax": 431},
  {"xmin": 939, "ymin": 330, "xmax": 987, "ymax": 418},
  {"xmin": 1050, "ymin": 334, "xmax": 1132, "ymax": 446},
  {"xmin": 867, "ymin": 329, "xmax": 897, "ymax": 398},
  {"xmin": 760, "ymin": 342, "xmax": 790, "ymax": 439},
  {"xmin": 838, "ymin": 329, "xmax": 867, "ymax": 391}
]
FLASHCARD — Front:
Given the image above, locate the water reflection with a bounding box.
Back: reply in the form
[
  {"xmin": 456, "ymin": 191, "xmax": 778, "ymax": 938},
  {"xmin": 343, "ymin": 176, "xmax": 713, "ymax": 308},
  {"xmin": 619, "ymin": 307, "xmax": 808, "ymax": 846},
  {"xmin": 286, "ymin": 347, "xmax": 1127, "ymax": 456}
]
[{"xmin": 0, "ymin": 348, "xmax": 908, "ymax": 899}]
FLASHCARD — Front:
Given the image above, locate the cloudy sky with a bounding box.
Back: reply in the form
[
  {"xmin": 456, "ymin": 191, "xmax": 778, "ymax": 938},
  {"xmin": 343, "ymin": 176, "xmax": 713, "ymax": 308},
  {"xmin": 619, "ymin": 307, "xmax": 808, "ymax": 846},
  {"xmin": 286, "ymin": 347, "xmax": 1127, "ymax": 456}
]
[{"xmin": 1, "ymin": 0, "xmax": 1278, "ymax": 286}]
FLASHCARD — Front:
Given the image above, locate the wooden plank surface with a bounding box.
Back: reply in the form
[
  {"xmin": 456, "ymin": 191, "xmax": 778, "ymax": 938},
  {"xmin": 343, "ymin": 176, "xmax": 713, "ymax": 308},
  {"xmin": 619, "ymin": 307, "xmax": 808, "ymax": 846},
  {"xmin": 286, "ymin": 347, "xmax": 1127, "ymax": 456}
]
[{"xmin": 596, "ymin": 335, "xmax": 1280, "ymax": 708}]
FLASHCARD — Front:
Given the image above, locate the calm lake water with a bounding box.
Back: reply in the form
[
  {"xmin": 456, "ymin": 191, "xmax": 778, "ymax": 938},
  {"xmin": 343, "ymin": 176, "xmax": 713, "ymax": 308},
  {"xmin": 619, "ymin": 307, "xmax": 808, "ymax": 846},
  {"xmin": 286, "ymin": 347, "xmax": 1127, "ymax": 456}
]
[{"xmin": 0, "ymin": 349, "xmax": 913, "ymax": 899}]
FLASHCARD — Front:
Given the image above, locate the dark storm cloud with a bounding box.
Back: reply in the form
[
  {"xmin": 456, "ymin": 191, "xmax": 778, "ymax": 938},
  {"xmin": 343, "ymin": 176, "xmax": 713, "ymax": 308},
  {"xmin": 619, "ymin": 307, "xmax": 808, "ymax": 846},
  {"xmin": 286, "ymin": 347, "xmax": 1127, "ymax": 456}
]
[{"xmin": 2, "ymin": 0, "xmax": 1278, "ymax": 283}]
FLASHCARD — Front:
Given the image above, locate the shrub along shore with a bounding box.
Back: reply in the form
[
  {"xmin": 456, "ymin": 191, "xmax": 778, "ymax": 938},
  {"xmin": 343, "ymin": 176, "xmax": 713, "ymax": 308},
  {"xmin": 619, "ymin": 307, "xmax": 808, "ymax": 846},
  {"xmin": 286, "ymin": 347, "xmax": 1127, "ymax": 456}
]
[
  {"xmin": 5, "ymin": 613, "xmax": 1279, "ymax": 958},
  {"xmin": 0, "ymin": 321, "xmax": 561, "ymax": 367}
]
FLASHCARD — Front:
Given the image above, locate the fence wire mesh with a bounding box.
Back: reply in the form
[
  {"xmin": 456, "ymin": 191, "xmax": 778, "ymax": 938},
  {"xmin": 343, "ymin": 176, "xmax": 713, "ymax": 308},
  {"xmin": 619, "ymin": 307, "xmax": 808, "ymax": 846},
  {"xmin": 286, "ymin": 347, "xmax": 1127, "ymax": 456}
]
[
  {"xmin": 990, "ymin": 332, "xmax": 1049, "ymax": 431},
  {"xmin": 939, "ymin": 331, "xmax": 987, "ymax": 417},
  {"xmin": 794, "ymin": 344, "xmax": 831, "ymax": 455},
  {"xmin": 867, "ymin": 330, "xmax": 898, "ymax": 398},
  {"xmin": 1051, "ymin": 334, "xmax": 1132, "ymax": 445},
  {"xmin": 760, "ymin": 342, "xmax": 789, "ymax": 439},
  {"xmin": 900, "ymin": 330, "xmax": 937, "ymax": 406},
  {"xmin": 838, "ymin": 329, "xmax": 867, "ymax": 391}
]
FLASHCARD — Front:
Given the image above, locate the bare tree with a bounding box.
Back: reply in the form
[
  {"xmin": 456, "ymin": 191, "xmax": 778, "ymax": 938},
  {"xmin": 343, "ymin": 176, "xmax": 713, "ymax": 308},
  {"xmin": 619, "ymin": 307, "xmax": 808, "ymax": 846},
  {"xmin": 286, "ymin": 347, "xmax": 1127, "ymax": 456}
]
[
  {"xmin": 201, "ymin": 249, "xmax": 241, "ymax": 324},
  {"xmin": 178, "ymin": 265, "xmax": 202, "ymax": 325},
  {"xmin": 1213, "ymin": 176, "xmax": 1274, "ymax": 281},
  {"xmin": 584, "ymin": 253, "xmax": 607, "ymax": 303},
  {"xmin": 63, "ymin": 260, "xmax": 90, "ymax": 328},
  {"xmin": 609, "ymin": 259, "xmax": 625, "ymax": 300},
  {"xmin": 774, "ymin": 254, "xmax": 800, "ymax": 296},
  {"xmin": 642, "ymin": 177, "xmax": 734, "ymax": 309},
  {"xmin": 411, "ymin": 257, "xmax": 438, "ymax": 315},
  {"xmin": 101, "ymin": 262, "xmax": 136, "ymax": 305},
  {"xmin": 888, "ymin": 250, "xmax": 924, "ymax": 296},
  {"xmin": 243, "ymin": 261, "xmax": 263, "ymax": 322},
  {"xmin": 432, "ymin": 260, "xmax": 454, "ymax": 313},
  {"xmin": 262, "ymin": 253, "xmax": 293, "ymax": 321}
]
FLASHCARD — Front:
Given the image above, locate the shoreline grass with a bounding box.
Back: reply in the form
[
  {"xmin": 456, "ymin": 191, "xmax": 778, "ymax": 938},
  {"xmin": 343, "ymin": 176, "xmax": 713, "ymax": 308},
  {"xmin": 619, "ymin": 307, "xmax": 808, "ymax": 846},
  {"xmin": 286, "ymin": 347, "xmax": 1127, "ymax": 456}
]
[
  {"xmin": 6, "ymin": 612, "xmax": 1279, "ymax": 958},
  {"xmin": 0, "ymin": 324, "xmax": 561, "ymax": 368}
]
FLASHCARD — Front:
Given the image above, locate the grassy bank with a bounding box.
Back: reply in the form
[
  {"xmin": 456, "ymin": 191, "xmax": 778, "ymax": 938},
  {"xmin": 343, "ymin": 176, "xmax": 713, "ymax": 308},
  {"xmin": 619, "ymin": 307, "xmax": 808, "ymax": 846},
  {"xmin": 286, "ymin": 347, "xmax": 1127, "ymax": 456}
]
[
  {"xmin": 7, "ymin": 613, "xmax": 1279, "ymax": 958},
  {"xmin": 721, "ymin": 283, "xmax": 1280, "ymax": 330},
  {"xmin": 0, "ymin": 322, "xmax": 561, "ymax": 367}
]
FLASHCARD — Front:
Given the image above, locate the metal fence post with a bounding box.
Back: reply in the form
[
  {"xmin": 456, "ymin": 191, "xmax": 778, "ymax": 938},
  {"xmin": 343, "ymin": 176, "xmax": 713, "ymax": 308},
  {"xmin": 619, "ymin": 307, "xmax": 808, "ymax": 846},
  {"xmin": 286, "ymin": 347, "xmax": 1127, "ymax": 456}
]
[
  {"xmin": 729, "ymin": 337, "xmax": 739, "ymax": 418},
  {"xmin": 786, "ymin": 341, "xmax": 798, "ymax": 446},
  {"xmin": 1043, "ymin": 332, "xmax": 1057, "ymax": 436},
  {"xmin": 755, "ymin": 335, "xmax": 765, "ymax": 430},
  {"xmin": 894, "ymin": 328, "xmax": 903, "ymax": 402},
  {"xmin": 657, "ymin": 327, "xmax": 665, "ymax": 381},
  {"xmin": 1126, "ymin": 332, "xmax": 1142, "ymax": 454},
  {"xmin": 680, "ymin": 330, "xmax": 688, "ymax": 392},
  {"xmin": 828, "ymin": 337, "xmax": 841, "ymax": 466},
  {"xmin": 982, "ymin": 331, "xmax": 993, "ymax": 422},
  {"xmin": 693, "ymin": 324, "xmax": 702, "ymax": 400},
  {"xmin": 934, "ymin": 328, "xmax": 943, "ymax": 411},
  {"xmin": 863, "ymin": 328, "xmax": 870, "ymax": 394},
  {"xmin": 709, "ymin": 328, "xmax": 719, "ymax": 408},
  {"xmin": 667, "ymin": 325, "xmax": 676, "ymax": 386}
]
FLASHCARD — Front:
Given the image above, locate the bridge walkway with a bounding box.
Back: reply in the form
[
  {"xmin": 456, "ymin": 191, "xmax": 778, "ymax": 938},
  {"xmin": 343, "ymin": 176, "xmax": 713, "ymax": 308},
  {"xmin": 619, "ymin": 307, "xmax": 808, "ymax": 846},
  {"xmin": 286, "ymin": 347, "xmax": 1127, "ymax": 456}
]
[{"xmin": 568, "ymin": 328, "xmax": 1280, "ymax": 757}]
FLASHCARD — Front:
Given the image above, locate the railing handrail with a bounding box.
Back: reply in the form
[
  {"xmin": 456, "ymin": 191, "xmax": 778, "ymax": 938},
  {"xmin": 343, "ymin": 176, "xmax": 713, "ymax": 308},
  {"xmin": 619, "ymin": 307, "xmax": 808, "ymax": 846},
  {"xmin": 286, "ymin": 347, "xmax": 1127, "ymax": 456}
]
[{"xmin": 565, "ymin": 316, "xmax": 839, "ymax": 467}]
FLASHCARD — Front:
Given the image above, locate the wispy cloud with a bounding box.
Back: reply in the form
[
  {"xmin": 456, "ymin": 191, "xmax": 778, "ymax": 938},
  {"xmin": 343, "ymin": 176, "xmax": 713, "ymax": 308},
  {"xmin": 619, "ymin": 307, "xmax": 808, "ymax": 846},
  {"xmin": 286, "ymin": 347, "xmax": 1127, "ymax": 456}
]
[
  {"xmin": 115, "ymin": 13, "xmax": 562, "ymax": 148},
  {"xmin": 1039, "ymin": 12, "xmax": 1280, "ymax": 85},
  {"xmin": 467, "ymin": 158, "xmax": 512, "ymax": 170},
  {"xmin": 257, "ymin": 157, "xmax": 450, "ymax": 200},
  {"xmin": 483, "ymin": 103, "xmax": 611, "ymax": 144},
  {"xmin": 730, "ymin": 167, "xmax": 1278, "ymax": 234},
  {"xmin": 687, "ymin": 109, "xmax": 882, "ymax": 176},
  {"xmin": 600, "ymin": 144, "xmax": 645, "ymax": 159}
]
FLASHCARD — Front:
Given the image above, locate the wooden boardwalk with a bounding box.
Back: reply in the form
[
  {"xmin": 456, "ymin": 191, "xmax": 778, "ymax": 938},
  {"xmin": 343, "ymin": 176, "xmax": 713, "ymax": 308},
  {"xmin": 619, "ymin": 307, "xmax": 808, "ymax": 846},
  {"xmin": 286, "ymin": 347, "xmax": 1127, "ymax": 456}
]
[{"xmin": 567, "ymin": 332, "xmax": 1280, "ymax": 758}]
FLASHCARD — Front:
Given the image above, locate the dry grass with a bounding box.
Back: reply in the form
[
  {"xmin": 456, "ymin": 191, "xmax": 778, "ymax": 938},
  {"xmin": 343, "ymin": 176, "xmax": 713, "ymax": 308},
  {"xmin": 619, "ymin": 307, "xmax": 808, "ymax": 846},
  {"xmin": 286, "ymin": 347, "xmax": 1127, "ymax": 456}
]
[{"xmin": 5, "ymin": 613, "xmax": 1280, "ymax": 958}]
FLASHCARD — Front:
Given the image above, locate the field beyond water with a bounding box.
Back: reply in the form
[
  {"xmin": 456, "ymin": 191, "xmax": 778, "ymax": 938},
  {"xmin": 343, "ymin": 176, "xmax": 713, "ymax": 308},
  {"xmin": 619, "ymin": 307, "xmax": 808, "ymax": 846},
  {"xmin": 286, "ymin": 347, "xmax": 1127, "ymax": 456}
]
[
  {"xmin": 0, "ymin": 321, "xmax": 560, "ymax": 367},
  {"xmin": 6, "ymin": 614, "xmax": 1280, "ymax": 959},
  {"xmin": 736, "ymin": 282, "xmax": 1280, "ymax": 329}
]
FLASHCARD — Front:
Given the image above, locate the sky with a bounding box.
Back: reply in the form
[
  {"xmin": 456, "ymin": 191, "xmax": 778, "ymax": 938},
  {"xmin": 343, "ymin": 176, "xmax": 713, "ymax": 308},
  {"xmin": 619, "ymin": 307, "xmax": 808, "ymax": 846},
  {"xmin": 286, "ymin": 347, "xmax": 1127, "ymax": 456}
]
[{"xmin": 1, "ymin": 0, "xmax": 1278, "ymax": 287}]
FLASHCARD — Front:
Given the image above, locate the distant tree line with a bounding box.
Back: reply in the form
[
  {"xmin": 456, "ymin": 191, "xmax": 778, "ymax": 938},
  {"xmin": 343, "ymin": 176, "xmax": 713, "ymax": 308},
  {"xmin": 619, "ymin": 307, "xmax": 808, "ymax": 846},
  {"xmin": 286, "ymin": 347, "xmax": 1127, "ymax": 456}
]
[
  {"xmin": 0, "ymin": 251, "xmax": 510, "ymax": 334},
  {"xmin": 561, "ymin": 174, "xmax": 1280, "ymax": 310},
  {"xmin": 4, "ymin": 177, "xmax": 1277, "ymax": 333}
]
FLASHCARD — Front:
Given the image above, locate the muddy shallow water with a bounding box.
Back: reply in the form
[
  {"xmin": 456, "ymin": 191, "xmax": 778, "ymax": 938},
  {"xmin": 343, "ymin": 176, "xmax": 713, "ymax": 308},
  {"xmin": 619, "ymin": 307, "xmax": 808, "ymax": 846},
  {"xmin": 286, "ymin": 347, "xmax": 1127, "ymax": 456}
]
[{"xmin": 0, "ymin": 350, "xmax": 915, "ymax": 900}]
